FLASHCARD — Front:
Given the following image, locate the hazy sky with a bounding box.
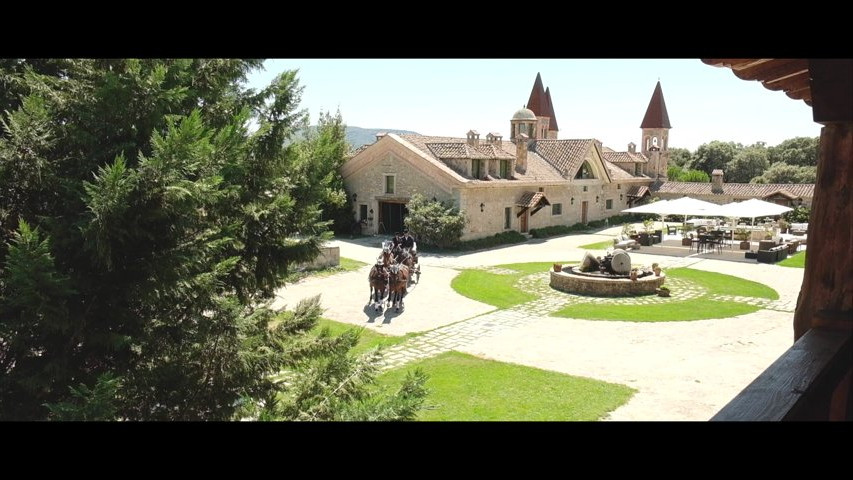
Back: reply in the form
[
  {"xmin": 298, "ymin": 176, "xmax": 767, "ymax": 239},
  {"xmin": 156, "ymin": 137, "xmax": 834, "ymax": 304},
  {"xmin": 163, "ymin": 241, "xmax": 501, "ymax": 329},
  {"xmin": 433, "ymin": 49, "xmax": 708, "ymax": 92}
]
[{"xmin": 246, "ymin": 59, "xmax": 821, "ymax": 152}]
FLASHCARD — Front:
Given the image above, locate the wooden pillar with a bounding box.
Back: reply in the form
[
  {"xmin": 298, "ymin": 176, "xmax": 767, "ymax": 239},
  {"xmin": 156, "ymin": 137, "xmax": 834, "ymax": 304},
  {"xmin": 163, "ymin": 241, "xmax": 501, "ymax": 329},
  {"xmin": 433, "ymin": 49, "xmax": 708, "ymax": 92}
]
[{"xmin": 793, "ymin": 59, "xmax": 853, "ymax": 340}]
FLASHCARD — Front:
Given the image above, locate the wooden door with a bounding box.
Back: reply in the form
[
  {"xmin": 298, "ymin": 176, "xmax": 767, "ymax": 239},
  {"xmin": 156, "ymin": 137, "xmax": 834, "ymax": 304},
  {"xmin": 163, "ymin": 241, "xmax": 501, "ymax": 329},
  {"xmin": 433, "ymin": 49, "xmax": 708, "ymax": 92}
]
[
  {"xmin": 582, "ymin": 201, "xmax": 588, "ymax": 224},
  {"xmin": 520, "ymin": 210, "xmax": 528, "ymax": 233}
]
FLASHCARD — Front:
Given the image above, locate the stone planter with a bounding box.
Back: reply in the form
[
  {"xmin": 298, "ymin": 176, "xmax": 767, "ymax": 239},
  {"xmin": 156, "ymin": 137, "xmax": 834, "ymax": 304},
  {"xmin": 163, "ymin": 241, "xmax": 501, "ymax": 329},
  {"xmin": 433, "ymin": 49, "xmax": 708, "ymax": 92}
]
[
  {"xmin": 553, "ymin": 263, "xmax": 562, "ymax": 272},
  {"xmin": 656, "ymin": 288, "xmax": 671, "ymax": 297},
  {"xmin": 653, "ymin": 267, "xmax": 661, "ymax": 277}
]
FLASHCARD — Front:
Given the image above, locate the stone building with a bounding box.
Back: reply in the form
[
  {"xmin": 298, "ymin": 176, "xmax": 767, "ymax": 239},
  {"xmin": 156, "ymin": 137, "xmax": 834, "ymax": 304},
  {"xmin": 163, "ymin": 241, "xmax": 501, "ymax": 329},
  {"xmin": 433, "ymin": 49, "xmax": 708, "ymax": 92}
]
[
  {"xmin": 341, "ymin": 73, "xmax": 814, "ymax": 240},
  {"xmin": 341, "ymin": 74, "xmax": 667, "ymax": 240}
]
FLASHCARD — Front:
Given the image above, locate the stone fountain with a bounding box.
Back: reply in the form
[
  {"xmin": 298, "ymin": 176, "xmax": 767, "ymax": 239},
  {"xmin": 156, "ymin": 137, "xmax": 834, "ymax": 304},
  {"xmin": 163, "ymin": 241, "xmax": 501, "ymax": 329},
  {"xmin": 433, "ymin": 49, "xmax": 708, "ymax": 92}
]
[{"xmin": 550, "ymin": 250, "xmax": 665, "ymax": 297}]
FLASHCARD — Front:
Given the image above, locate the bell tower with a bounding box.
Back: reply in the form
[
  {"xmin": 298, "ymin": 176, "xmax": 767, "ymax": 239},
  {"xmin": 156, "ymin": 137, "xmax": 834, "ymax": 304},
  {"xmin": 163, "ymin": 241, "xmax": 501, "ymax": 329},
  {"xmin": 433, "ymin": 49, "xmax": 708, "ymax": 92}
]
[{"xmin": 640, "ymin": 81, "xmax": 671, "ymax": 179}]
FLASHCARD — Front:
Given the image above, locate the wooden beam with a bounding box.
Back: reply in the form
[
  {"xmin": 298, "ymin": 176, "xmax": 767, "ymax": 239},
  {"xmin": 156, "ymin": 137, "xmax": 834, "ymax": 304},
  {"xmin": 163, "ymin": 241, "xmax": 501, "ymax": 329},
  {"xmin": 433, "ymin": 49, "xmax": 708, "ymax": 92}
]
[
  {"xmin": 762, "ymin": 72, "xmax": 811, "ymax": 92},
  {"xmin": 794, "ymin": 123, "xmax": 853, "ymax": 339},
  {"xmin": 702, "ymin": 58, "xmax": 769, "ymax": 69},
  {"xmin": 733, "ymin": 59, "xmax": 809, "ymax": 82},
  {"xmin": 810, "ymin": 59, "xmax": 853, "ymax": 124},
  {"xmin": 711, "ymin": 328, "xmax": 852, "ymax": 421}
]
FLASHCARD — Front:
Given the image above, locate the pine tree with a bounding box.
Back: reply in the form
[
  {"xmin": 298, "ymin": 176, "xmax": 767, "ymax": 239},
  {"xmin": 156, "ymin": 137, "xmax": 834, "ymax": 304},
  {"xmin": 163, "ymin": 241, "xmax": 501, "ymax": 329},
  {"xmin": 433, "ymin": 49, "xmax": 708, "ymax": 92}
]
[{"xmin": 0, "ymin": 59, "xmax": 427, "ymax": 420}]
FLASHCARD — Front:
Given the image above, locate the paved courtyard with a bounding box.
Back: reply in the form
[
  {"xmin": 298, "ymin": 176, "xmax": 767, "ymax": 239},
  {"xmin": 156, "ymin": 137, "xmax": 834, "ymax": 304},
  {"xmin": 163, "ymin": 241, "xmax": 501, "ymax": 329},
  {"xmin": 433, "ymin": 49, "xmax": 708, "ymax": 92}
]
[{"xmin": 273, "ymin": 227, "xmax": 805, "ymax": 421}]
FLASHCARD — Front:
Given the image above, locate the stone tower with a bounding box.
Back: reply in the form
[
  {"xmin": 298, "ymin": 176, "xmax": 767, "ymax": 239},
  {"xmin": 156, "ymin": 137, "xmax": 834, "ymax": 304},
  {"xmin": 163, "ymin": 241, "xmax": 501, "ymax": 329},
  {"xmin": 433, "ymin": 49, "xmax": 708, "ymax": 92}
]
[
  {"xmin": 510, "ymin": 107, "xmax": 537, "ymax": 142},
  {"xmin": 640, "ymin": 81, "xmax": 672, "ymax": 179},
  {"xmin": 525, "ymin": 73, "xmax": 559, "ymax": 139}
]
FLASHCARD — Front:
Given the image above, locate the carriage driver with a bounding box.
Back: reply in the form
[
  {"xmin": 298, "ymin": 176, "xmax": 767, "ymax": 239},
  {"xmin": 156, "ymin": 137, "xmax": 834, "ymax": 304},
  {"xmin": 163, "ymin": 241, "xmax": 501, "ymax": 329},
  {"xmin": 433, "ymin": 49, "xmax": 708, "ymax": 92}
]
[{"xmin": 402, "ymin": 228, "xmax": 417, "ymax": 263}]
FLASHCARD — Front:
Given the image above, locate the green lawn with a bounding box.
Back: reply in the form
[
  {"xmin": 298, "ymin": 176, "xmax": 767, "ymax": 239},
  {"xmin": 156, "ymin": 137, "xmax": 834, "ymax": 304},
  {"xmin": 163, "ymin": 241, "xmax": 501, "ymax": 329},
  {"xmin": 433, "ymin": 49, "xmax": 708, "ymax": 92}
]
[
  {"xmin": 555, "ymin": 298, "xmax": 760, "ymax": 322},
  {"xmin": 451, "ymin": 261, "xmax": 574, "ymax": 308},
  {"xmin": 666, "ymin": 267, "xmax": 778, "ymax": 299},
  {"xmin": 578, "ymin": 239, "xmax": 614, "ymax": 250},
  {"xmin": 378, "ymin": 351, "xmax": 635, "ymax": 421},
  {"xmin": 313, "ymin": 318, "xmax": 412, "ymax": 356},
  {"xmin": 778, "ymin": 251, "xmax": 806, "ymax": 268},
  {"xmin": 552, "ymin": 267, "xmax": 777, "ymax": 322},
  {"xmin": 451, "ymin": 270, "xmax": 537, "ymax": 308},
  {"xmin": 285, "ymin": 257, "xmax": 367, "ymax": 283}
]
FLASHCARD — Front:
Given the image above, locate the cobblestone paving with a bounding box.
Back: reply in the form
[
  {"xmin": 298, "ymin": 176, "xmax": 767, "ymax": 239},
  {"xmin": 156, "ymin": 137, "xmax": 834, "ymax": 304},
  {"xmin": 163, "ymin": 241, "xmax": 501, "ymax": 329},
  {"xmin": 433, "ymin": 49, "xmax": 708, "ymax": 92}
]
[{"xmin": 379, "ymin": 264, "xmax": 778, "ymax": 370}]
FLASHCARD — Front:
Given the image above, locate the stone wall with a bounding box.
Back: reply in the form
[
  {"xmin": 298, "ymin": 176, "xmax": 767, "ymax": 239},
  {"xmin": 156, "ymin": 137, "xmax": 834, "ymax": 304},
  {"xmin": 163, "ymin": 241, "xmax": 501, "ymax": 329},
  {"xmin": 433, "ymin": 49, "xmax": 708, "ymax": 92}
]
[
  {"xmin": 550, "ymin": 269, "xmax": 665, "ymax": 297},
  {"xmin": 298, "ymin": 246, "xmax": 340, "ymax": 270}
]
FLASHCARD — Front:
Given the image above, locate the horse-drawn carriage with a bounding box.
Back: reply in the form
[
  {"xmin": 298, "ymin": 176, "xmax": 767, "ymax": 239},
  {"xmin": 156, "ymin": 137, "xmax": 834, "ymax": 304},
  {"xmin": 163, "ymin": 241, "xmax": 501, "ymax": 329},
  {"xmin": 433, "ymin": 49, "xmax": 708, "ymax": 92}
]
[{"xmin": 368, "ymin": 237, "xmax": 421, "ymax": 312}]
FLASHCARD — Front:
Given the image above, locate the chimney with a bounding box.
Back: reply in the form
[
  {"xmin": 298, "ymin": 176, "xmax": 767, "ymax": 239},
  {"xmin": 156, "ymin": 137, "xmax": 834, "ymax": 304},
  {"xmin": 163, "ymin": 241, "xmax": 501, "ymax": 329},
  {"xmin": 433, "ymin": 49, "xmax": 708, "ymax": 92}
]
[
  {"xmin": 628, "ymin": 142, "xmax": 636, "ymax": 153},
  {"xmin": 486, "ymin": 132, "xmax": 502, "ymax": 145},
  {"xmin": 712, "ymin": 169, "xmax": 724, "ymax": 193},
  {"xmin": 466, "ymin": 130, "xmax": 480, "ymax": 146},
  {"xmin": 516, "ymin": 133, "xmax": 529, "ymax": 174},
  {"xmin": 375, "ymin": 132, "xmax": 387, "ymax": 142}
]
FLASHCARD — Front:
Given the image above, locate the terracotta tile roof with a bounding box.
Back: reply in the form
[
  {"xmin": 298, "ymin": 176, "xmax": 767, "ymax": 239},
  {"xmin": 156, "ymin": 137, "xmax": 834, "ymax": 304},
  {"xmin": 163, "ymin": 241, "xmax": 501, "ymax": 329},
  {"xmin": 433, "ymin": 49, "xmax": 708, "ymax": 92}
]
[
  {"xmin": 526, "ymin": 73, "xmax": 547, "ymax": 116},
  {"xmin": 605, "ymin": 161, "xmax": 640, "ymax": 180},
  {"xmin": 626, "ymin": 185, "xmax": 650, "ymax": 197},
  {"xmin": 544, "ymin": 87, "xmax": 559, "ymax": 131},
  {"xmin": 640, "ymin": 81, "xmax": 672, "ymax": 128},
  {"xmin": 766, "ymin": 188, "xmax": 799, "ymax": 199},
  {"xmin": 654, "ymin": 182, "xmax": 815, "ymax": 198},
  {"xmin": 603, "ymin": 151, "xmax": 649, "ymax": 164},
  {"xmin": 346, "ymin": 144, "xmax": 370, "ymax": 158},
  {"xmin": 425, "ymin": 142, "xmax": 516, "ymax": 160},
  {"xmin": 529, "ymin": 139, "xmax": 595, "ymax": 177},
  {"xmin": 517, "ymin": 191, "xmax": 551, "ymax": 208},
  {"xmin": 399, "ymin": 134, "xmax": 566, "ymax": 183}
]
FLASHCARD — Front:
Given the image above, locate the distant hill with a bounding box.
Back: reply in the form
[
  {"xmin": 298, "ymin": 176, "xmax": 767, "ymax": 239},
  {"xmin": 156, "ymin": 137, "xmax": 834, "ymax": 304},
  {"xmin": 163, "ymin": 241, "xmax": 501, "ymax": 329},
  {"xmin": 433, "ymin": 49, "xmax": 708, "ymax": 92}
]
[
  {"xmin": 344, "ymin": 126, "xmax": 419, "ymax": 149},
  {"xmin": 289, "ymin": 125, "xmax": 419, "ymax": 150}
]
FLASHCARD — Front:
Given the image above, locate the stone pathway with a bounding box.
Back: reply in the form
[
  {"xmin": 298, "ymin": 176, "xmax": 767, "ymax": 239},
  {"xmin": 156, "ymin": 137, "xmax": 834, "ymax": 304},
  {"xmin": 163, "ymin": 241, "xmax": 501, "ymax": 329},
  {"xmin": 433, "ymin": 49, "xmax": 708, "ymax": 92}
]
[{"xmin": 379, "ymin": 264, "xmax": 769, "ymax": 370}]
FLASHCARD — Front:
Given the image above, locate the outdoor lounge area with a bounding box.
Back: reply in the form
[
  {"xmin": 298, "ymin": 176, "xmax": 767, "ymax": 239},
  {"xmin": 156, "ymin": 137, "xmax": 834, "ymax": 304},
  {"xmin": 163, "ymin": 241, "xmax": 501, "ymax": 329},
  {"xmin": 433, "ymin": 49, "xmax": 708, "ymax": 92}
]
[{"xmin": 620, "ymin": 196, "xmax": 808, "ymax": 264}]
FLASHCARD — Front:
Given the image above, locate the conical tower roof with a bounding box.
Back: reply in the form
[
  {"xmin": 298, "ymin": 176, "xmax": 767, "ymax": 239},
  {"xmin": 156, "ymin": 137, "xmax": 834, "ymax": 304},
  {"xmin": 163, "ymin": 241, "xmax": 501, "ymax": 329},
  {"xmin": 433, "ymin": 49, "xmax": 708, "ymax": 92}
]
[
  {"xmin": 640, "ymin": 81, "xmax": 671, "ymax": 128},
  {"xmin": 526, "ymin": 73, "xmax": 547, "ymax": 116},
  {"xmin": 544, "ymin": 87, "xmax": 559, "ymax": 131}
]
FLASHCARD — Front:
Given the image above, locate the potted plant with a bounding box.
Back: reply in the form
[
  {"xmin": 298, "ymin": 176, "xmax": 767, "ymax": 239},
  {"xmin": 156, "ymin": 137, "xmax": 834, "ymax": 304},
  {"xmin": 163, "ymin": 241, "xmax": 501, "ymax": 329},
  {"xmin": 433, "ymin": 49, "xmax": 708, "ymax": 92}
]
[
  {"xmin": 652, "ymin": 262, "xmax": 661, "ymax": 276},
  {"xmin": 681, "ymin": 225, "xmax": 695, "ymax": 246},
  {"xmin": 778, "ymin": 218, "xmax": 789, "ymax": 234},
  {"xmin": 553, "ymin": 263, "xmax": 562, "ymax": 272},
  {"xmin": 735, "ymin": 227, "xmax": 751, "ymax": 250},
  {"xmin": 656, "ymin": 286, "xmax": 670, "ymax": 297}
]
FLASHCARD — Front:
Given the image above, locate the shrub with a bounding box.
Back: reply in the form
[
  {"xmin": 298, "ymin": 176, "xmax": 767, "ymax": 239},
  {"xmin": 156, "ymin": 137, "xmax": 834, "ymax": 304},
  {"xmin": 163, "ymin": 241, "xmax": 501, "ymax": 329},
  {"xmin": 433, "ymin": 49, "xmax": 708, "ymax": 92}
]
[
  {"xmin": 783, "ymin": 205, "xmax": 810, "ymax": 223},
  {"xmin": 405, "ymin": 193, "xmax": 467, "ymax": 248}
]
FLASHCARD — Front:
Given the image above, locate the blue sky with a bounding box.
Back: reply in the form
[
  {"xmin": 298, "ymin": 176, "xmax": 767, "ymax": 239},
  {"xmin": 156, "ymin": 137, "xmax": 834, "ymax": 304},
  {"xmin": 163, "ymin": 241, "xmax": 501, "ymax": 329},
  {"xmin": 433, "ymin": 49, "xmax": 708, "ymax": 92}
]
[{"xmin": 246, "ymin": 59, "xmax": 820, "ymax": 152}]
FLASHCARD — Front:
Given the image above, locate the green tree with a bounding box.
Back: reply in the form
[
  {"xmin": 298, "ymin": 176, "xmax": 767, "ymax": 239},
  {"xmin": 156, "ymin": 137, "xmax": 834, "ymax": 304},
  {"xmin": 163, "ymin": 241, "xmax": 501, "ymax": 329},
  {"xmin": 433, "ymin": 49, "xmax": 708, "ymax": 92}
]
[
  {"xmin": 690, "ymin": 141, "xmax": 741, "ymax": 175},
  {"xmin": 726, "ymin": 145, "xmax": 769, "ymax": 183},
  {"xmin": 680, "ymin": 169, "xmax": 711, "ymax": 182},
  {"xmin": 768, "ymin": 137, "xmax": 818, "ymax": 167},
  {"xmin": 0, "ymin": 59, "xmax": 426, "ymax": 421},
  {"xmin": 751, "ymin": 162, "xmax": 816, "ymax": 184},
  {"xmin": 668, "ymin": 147, "xmax": 693, "ymax": 168},
  {"xmin": 666, "ymin": 165, "xmax": 684, "ymax": 180},
  {"xmin": 404, "ymin": 194, "xmax": 467, "ymax": 248}
]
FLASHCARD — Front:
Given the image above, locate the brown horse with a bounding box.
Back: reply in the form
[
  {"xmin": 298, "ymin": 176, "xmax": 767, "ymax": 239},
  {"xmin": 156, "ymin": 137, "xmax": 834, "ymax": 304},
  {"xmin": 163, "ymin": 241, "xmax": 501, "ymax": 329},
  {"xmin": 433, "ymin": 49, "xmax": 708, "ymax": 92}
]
[
  {"xmin": 368, "ymin": 262, "xmax": 389, "ymax": 312},
  {"xmin": 387, "ymin": 263, "xmax": 410, "ymax": 312}
]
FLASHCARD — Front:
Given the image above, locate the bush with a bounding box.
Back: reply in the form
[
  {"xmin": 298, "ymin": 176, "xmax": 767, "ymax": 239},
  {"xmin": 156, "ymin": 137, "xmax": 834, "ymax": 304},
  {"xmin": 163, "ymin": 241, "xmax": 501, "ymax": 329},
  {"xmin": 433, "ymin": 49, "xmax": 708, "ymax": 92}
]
[
  {"xmin": 404, "ymin": 194, "xmax": 467, "ymax": 248},
  {"xmin": 418, "ymin": 230, "xmax": 526, "ymax": 252},
  {"xmin": 783, "ymin": 205, "xmax": 810, "ymax": 223},
  {"xmin": 457, "ymin": 231, "xmax": 527, "ymax": 251},
  {"xmin": 529, "ymin": 224, "xmax": 586, "ymax": 238}
]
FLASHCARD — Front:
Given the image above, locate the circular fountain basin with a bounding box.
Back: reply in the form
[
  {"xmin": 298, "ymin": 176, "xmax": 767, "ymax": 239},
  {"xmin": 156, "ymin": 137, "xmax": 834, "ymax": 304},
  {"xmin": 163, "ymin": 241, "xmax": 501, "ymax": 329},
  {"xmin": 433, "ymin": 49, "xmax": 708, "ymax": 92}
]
[{"xmin": 550, "ymin": 266, "xmax": 666, "ymax": 297}]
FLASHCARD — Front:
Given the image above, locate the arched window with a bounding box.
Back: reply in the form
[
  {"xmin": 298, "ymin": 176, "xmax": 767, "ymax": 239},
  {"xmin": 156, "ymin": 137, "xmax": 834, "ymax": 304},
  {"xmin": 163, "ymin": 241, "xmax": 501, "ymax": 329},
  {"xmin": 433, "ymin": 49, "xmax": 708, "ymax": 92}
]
[
  {"xmin": 574, "ymin": 161, "xmax": 595, "ymax": 180},
  {"xmin": 645, "ymin": 136, "xmax": 650, "ymax": 150},
  {"xmin": 652, "ymin": 137, "xmax": 659, "ymax": 148}
]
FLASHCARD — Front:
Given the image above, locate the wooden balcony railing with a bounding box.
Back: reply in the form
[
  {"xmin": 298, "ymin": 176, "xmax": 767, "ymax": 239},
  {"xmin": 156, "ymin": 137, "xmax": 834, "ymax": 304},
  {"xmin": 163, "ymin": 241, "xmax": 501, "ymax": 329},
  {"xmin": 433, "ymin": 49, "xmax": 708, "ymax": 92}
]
[{"xmin": 711, "ymin": 327, "xmax": 852, "ymax": 421}]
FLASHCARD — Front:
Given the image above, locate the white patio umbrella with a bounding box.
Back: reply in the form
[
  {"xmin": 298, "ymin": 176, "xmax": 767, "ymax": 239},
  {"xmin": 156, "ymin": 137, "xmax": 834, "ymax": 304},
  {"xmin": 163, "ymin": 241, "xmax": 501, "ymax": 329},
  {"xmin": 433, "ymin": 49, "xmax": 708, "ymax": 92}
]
[
  {"xmin": 624, "ymin": 196, "xmax": 722, "ymax": 233},
  {"xmin": 718, "ymin": 198, "xmax": 793, "ymax": 225},
  {"xmin": 621, "ymin": 200, "xmax": 671, "ymax": 232}
]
